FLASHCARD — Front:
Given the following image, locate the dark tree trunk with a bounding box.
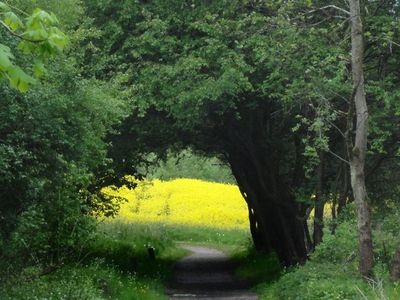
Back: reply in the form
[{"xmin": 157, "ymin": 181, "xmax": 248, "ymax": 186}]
[
  {"xmin": 337, "ymin": 162, "xmax": 349, "ymax": 215},
  {"xmin": 330, "ymin": 164, "xmax": 342, "ymax": 234},
  {"xmin": 242, "ymin": 192, "xmax": 268, "ymax": 251},
  {"xmin": 313, "ymin": 152, "xmax": 325, "ymax": 247},
  {"xmin": 391, "ymin": 248, "xmax": 400, "ymax": 281},
  {"xmin": 226, "ymin": 128, "xmax": 307, "ymax": 265}
]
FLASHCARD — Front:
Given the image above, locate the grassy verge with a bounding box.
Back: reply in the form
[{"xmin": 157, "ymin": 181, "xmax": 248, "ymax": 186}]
[
  {"xmin": 0, "ymin": 220, "xmax": 251, "ymax": 299},
  {"xmin": 245, "ymin": 206, "xmax": 400, "ymax": 300},
  {"xmin": 1, "ymin": 262, "xmax": 168, "ymax": 300},
  {"xmin": 233, "ymin": 247, "xmax": 282, "ymax": 285}
]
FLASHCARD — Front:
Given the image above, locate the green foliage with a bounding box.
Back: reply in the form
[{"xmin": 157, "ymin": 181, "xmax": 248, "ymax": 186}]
[
  {"xmin": 311, "ymin": 219, "xmax": 358, "ymax": 264},
  {"xmin": 235, "ymin": 246, "xmax": 282, "ymax": 284},
  {"xmin": 0, "ymin": 1, "xmax": 68, "ymax": 91},
  {"xmin": 1, "ymin": 221, "xmax": 188, "ymax": 299},
  {"xmin": 0, "ymin": 2, "xmax": 126, "ymax": 266},
  {"xmin": 2, "ymin": 0, "xmax": 400, "ymax": 297},
  {"xmin": 373, "ymin": 205, "xmax": 400, "ymax": 267},
  {"xmin": 144, "ymin": 149, "xmax": 236, "ymax": 184},
  {"xmin": 0, "ymin": 262, "xmax": 167, "ymax": 300},
  {"xmin": 1, "ymin": 265, "xmax": 102, "ymax": 300},
  {"xmin": 262, "ymin": 262, "xmax": 367, "ymax": 300},
  {"xmin": 258, "ymin": 206, "xmax": 400, "ymax": 299}
]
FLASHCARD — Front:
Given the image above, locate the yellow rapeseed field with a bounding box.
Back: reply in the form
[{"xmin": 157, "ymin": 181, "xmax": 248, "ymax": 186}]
[{"xmin": 103, "ymin": 178, "xmax": 249, "ymax": 230}]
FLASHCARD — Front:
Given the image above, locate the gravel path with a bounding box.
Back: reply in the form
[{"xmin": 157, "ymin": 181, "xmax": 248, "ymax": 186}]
[{"xmin": 166, "ymin": 245, "xmax": 258, "ymax": 300}]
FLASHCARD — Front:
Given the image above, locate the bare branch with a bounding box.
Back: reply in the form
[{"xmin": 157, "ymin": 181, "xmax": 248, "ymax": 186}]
[
  {"xmin": 327, "ymin": 119, "xmax": 346, "ymax": 138},
  {"xmin": 329, "ymin": 149, "xmax": 350, "ymax": 165},
  {"xmin": 4, "ymin": 1, "xmax": 29, "ymax": 16},
  {"xmin": 307, "ymin": 5, "xmax": 351, "ymax": 16}
]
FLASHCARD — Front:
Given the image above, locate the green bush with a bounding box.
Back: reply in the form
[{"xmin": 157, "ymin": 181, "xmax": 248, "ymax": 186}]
[
  {"xmin": 85, "ymin": 238, "xmax": 139, "ymax": 272},
  {"xmin": 261, "ymin": 262, "xmax": 366, "ymax": 300},
  {"xmin": 0, "ymin": 262, "xmax": 166, "ymax": 300},
  {"xmin": 235, "ymin": 245, "xmax": 282, "ymax": 284},
  {"xmin": 373, "ymin": 206, "xmax": 400, "ymax": 266},
  {"xmin": 311, "ymin": 219, "xmax": 358, "ymax": 264},
  {"xmin": 144, "ymin": 149, "xmax": 236, "ymax": 184},
  {"xmin": 258, "ymin": 207, "xmax": 400, "ymax": 300}
]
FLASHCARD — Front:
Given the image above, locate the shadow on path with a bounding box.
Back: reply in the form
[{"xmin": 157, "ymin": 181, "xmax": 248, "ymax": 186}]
[{"xmin": 166, "ymin": 245, "xmax": 258, "ymax": 300}]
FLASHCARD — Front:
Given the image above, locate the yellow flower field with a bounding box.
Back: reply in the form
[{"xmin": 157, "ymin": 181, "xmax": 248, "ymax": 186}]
[{"xmin": 103, "ymin": 178, "xmax": 249, "ymax": 230}]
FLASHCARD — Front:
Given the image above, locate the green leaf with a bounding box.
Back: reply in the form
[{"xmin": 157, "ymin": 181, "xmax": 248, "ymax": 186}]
[
  {"xmin": 0, "ymin": 43, "xmax": 14, "ymax": 71},
  {"xmin": 0, "ymin": 1, "xmax": 10, "ymax": 12},
  {"xmin": 3, "ymin": 11, "xmax": 24, "ymax": 31},
  {"xmin": 33, "ymin": 60, "xmax": 46, "ymax": 78},
  {"xmin": 22, "ymin": 29, "xmax": 49, "ymax": 41},
  {"xmin": 27, "ymin": 9, "xmax": 58, "ymax": 28},
  {"xmin": 48, "ymin": 30, "xmax": 68, "ymax": 52},
  {"xmin": 8, "ymin": 66, "xmax": 36, "ymax": 92}
]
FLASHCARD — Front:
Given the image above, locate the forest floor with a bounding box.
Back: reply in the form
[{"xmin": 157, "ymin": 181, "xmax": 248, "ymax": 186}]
[{"xmin": 166, "ymin": 244, "xmax": 258, "ymax": 300}]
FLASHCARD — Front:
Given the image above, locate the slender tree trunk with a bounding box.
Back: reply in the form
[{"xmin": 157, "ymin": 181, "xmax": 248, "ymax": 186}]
[
  {"xmin": 330, "ymin": 165, "xmax": 342, "ymax": 234},
  {"xmin": 337, "ymin": 162, "xmax": 349, "ymax": 214},
  {"xmin": 391, "ymin": 248, "xmax": 400, "ymax": 281},
  {"xmin": 304, "ymin": 217, "xmax": 313, "ymax": 252},
  {"xmin": 313, "ymin": 152, "xmax": 325, "ymax": 247},
  {"xmin": 349, "ymin": 0, "xmax": 374, "ymax": 279}
]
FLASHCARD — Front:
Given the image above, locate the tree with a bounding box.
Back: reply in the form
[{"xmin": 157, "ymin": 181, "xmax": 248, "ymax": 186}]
[
  {"xmin": 80, "ymin": 0, "xmax": 400, "ymax": 267},
  {"xmin": 0, "ymin": 0, "xmax": 127, "ymax": 266},
  {"xmin": 81, "ymin": 0, "xmax": 353, "ymax": 265},
  {"xmin": 348, "ymin": 0, "xmax": 374, "ymax": 278}
]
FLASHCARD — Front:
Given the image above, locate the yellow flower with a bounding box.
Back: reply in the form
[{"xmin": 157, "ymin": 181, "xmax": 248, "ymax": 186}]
[{"xmin": 102, "ymin": 178, "xmax": 249, "ymax": 230}]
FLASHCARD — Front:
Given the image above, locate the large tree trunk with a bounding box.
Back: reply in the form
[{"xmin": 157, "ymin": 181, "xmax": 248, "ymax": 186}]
[
  {"xmin": 349, "ymin": 0, "xmax": 374, "ymax": 278},
  {"xmin": 226, "ymin": 120, "xmax": 307, "ymax": 266}
]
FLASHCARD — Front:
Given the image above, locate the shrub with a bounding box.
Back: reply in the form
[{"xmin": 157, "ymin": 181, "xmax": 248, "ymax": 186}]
[{"xmin": 311, "ymin": 219, "xmax": 358, "ymax": 264}]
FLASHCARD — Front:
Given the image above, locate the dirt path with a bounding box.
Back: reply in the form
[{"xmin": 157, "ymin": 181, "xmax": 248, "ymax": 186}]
[{"xmin": 166, "ymin": 245, "xmax": 258, "ymax": 300}]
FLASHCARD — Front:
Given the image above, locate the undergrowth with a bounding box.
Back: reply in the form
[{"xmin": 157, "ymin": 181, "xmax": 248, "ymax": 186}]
[{"xmin": 256, "ymin": 204, "xmax": 400, "ymax": 300}]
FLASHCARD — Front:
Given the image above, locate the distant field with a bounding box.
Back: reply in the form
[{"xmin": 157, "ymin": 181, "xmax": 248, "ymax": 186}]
[{"xmin": 103, "ymin": 178, "xmax": 249, "ymax": 230}]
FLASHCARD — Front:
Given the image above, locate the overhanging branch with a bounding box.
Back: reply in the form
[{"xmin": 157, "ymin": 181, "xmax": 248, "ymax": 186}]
[{"xmin": 0, "ymin": 20, "xmax": 46, "ymax": 43}]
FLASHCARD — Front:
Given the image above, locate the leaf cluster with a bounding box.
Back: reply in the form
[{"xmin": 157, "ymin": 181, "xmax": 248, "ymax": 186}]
[{"xmin": 0, "ymin": 1, "xmax": 68, "ymax": 91}]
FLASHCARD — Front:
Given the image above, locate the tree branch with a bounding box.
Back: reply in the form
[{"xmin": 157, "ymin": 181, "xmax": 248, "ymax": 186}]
[
  {"xmin": 329, "ymin": 149, "xmax": 350, "ymax": 165},
  {"xmin": 0, "ymin": 20, "xmax": 46, "ymax": 43},
  {"xmin": 4, "ymin": 1, "xmax": 29, "ymax": 16},
  {"xmin": 307, "ymin": 5, "xmax": 351, "ymax": 16}
]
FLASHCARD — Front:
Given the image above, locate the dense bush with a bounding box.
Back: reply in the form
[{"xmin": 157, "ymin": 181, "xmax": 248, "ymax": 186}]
[
  {"xmin": 0, "ymin": 261, "xmax": 166, "ymax": 300},
  {"xmin": 0, "ymin": 222, "xmax": 182, "ymax": 299},
  {"xmin": 0, "ymin": 65, "xmax": 125, "ymax": 262},
  {"xmin": 0, "ymin": 0, "xmax": 127, "ymax": 269},
  {"xmin": 258, "ymin": 206, "xmax": 400, "ymax": 300}
]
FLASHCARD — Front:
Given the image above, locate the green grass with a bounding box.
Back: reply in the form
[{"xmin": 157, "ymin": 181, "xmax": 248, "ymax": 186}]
[
  {"xmin": 99, "ymin": 221, "xmax": 251, "ymax": 253},
  {"xmin": 5, "ymin": 213, "xmax": 400, "ymax": 300},
  {"xmin": 253, "ymin": 213, "xmax": 400, "ymax": 300},
  {"xmin": 0, "ymin": 221, "xmax": 252, "ymax": 299},
  {"xmin": 1, "ymin": 262, "xmax": 168, "ymax": 300},
  {"xmin": 233, "ymin": 247, "xmax": 282, "ymax": 285}
]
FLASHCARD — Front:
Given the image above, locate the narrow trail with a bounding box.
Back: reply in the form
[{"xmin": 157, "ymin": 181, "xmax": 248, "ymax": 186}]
[{"xmin": 166, "ymin": 245, "xmax": 258, "ymax": 300}]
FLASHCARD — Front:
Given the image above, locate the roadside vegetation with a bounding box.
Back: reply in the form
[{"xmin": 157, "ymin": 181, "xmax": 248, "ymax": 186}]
[
  {"xmin": 237, "ymin": 205, "xmax": 400, "ymax": 299},
  {"xmin": 2, "ymin": 0, "xmax": 400, "ymax": 299},
  {"xmin": 0, "ymin": 154, "xmax": 251, "ymax": 299}
]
